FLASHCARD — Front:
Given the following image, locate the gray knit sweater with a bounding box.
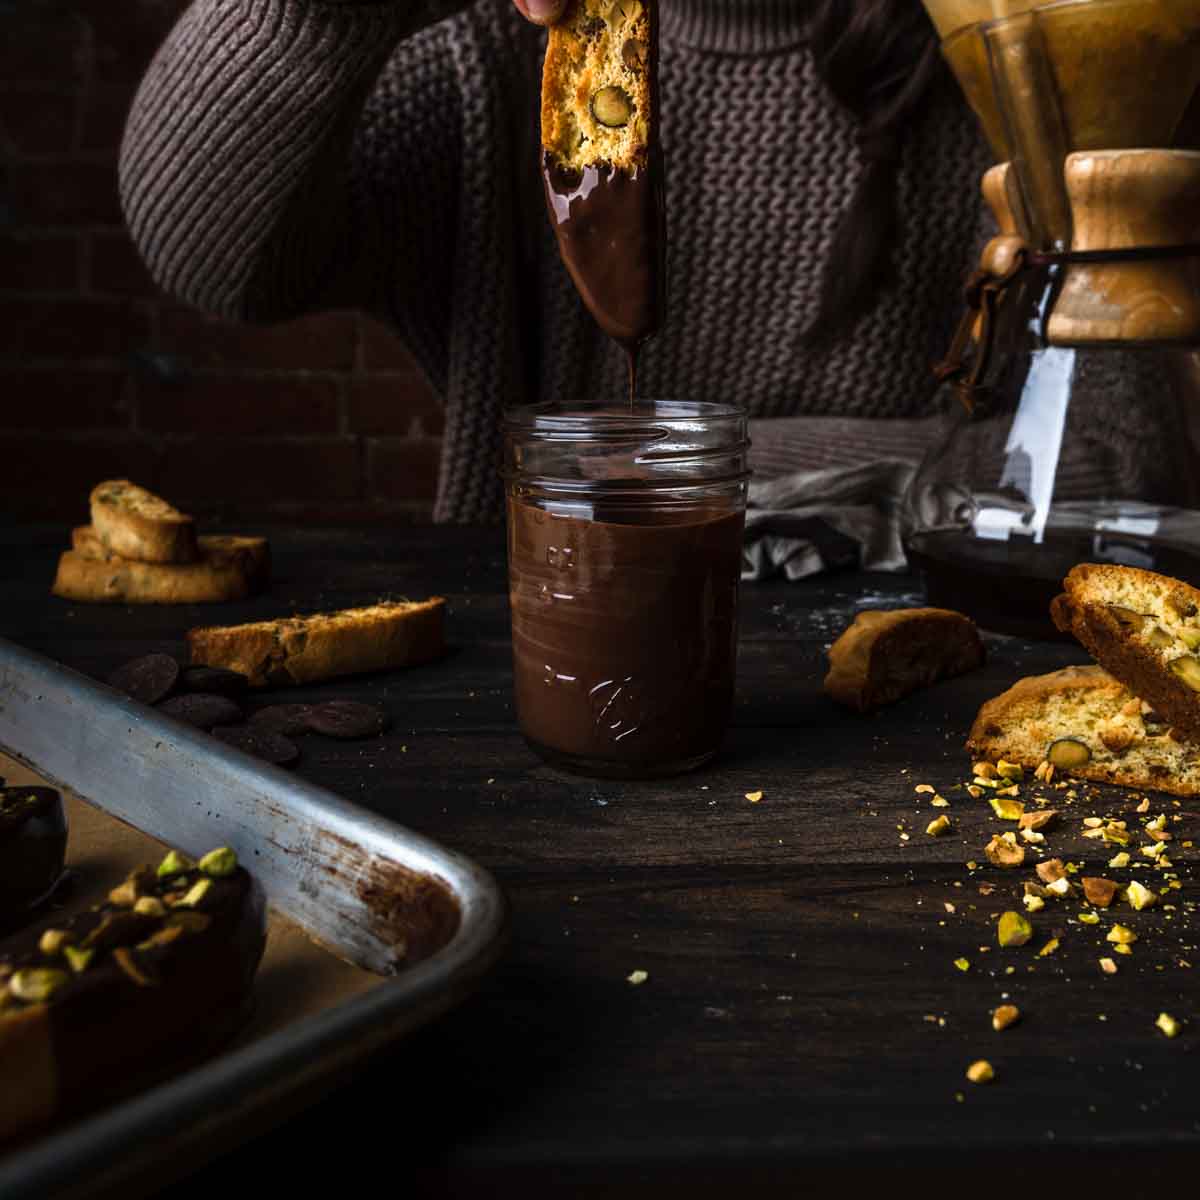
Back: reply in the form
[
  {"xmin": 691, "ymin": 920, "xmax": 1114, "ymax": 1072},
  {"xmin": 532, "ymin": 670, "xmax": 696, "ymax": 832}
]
[{"xmin": 120, "ymin": 0, "xmax": 994, "ymax": 521}]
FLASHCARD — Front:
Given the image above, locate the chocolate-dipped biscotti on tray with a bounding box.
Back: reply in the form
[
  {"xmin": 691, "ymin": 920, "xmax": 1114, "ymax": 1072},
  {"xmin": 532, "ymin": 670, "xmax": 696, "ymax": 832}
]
[
  {"xmin": 0, "ymin": 786, "xmax": 67, "ymax": 926},
  {"xmin": 0, "ymin": 846, "xmax": 266, "ymax": 1143}
]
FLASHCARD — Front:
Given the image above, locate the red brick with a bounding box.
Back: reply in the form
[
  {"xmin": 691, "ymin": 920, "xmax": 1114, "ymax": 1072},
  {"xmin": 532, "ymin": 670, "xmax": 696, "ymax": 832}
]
[
  {"xmin": 348, "ymin": 375, "xmax": 443, "ymax": 437},
  {"xmin": 358, "ymin": 316, "xmax": 419, "ymax": 371},
  {"xmin": 0, "ymin": 369, "xmax": 130, "ymax": 429},
  {"xmin": 138, "ymin": 374, "xmax": 341, "ymax": 436},
  {"xmin": 89, "ymin": 232, "xmax": 158, "ymax": 296},
  {"xmin": 368, "ymin": 438, "xmax": 442, "ymax": 502},
  {"xmin": 0, "ymin": 435, "xmax": 160, "ymax": 519},
  {"xmin": 0, "ymin": 91, "xmax": 77, "ymax": 156},
  {"xmin": 10, "ymin": 161, "xmax": 123, "ymax": 227},
  {"xmin": 158, "ymin": 307, "xmax": 358, "ymax": 372},
  {"xmin": 0, "ymin": 15, "xmax": 89, "ymax": 86},
  {"xmin": 162, "ymin": 438, "xmax": 361, "ymax": 508},
  {"xmin": 0, "ymin": 234, "xmax": 79, "ymax": 292},
  {"xmin": 0, "ymin": 298, "xmax": 151, "ymax": 361},
  {"xmin": 79, "ymin": 85, "xmax": 134, "ymax": 153}
]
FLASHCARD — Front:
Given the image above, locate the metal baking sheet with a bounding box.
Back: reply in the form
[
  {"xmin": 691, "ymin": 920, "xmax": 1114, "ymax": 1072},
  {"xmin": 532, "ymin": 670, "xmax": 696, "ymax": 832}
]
[{"xmin": 0, "ymin": 636, "xmax": 508, "ymax": 1199}]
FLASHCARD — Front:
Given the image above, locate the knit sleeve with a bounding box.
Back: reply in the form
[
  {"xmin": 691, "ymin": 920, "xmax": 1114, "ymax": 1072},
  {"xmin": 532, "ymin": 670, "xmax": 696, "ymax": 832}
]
[{"xmin": 119, "ymin": 0, "xmax": 465, "ymax": 322}]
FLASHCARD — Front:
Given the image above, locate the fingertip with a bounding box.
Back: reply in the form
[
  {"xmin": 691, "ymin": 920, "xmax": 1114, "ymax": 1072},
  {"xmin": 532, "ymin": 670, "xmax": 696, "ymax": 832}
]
[{"xmin": 515, "ymin": 0, "xmax": 566, "ymax": 26}]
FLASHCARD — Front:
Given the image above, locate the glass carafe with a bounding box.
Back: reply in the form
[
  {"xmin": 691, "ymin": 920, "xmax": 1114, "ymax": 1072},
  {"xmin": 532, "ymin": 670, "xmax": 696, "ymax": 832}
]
[{"xmin": 905, "ymin": 0, "xmax": 1200, "ymax": 637}]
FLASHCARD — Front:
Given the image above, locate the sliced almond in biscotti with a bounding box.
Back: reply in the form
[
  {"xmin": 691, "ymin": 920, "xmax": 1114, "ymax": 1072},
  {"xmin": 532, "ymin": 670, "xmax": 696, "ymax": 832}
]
[
  {"xmin": 823, "ymin": 606, "xmax": 985, "ymax": 713},
  {"xmin": 89, "ymin": 480, "xmax": 197, "ymax": 564},
  {"xmin": 1051, "ymin": 563, "xmax": 1200, "ymax": 743},
  {"xmin": 187, "ymin": 599, "xmax": 446, "ymax": 688},
  {"xmin": 968, "ymin": 663, "xmax": 1200, "ymax": 796}
]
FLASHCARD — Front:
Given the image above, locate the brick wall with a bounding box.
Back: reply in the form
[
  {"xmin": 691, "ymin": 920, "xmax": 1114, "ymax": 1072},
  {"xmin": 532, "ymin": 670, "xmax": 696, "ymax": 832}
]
[{"xmin": 0, "ymin": 0, "xmax": 444, "ymax": 525}]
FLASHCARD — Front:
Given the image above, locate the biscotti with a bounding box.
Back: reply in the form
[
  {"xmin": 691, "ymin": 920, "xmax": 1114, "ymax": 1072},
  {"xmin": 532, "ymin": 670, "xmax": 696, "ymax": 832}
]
[
  {"xmin": 1051, "ymin": 563, "xmax": 1200, "ymax": 742},
  {"xmin": 52, "ymin": 548, "xmax": 252, "ymax": 605},
  {"xmin": 71, "ymin": 525, "xmax": 271, "ymax": 591},
  {"xmin": 0, "ymin": 846, "xmax": 265, "ymax": 1142},
  {"xmin": 541, "ymin": 0, "xmax": 653, "ymax": 174},
  {"xmin": 824, "ymin": 607, "xmax": 985, "ymax": 713},
  {"xmin": 968, "ymin": 664, "xmax": 1200, "ymax": 796},
  {"xmin": 187, "ymin": 599, "xmax": 446, "ymax": 688},
  {"xmin": 89, "ymin": 480, "xmax": 197, "ymax": 565},
  {"xmin": 0, "ymin": 787, "xmax": 67, "ymax": 922}
]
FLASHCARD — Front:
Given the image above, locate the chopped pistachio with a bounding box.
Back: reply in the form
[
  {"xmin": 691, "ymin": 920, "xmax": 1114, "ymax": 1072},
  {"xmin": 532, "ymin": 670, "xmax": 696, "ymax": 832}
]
[
  {"xmin": 1047, "ymin": 738, "xmax": 1091, "ymax": 770},
  {"xmin": 1125, "ymin": 880, "xmax": 1158, "ymax": 911},
  {"xmin": 1023, "ymin": 894, "xmax": 1045, "ymax": 913},
  {"xmin": 172, "ymin": 879, "xmax": 212, "ymax": 909},
  {"xmin": 1099, "ymin": 957, "xmax": 1118, "ymax": 975},
  {"xmin": 9, "ymin": 967, "xmax": 69, "ymax": 1002},
  {"xmin": 133, "ymin": 896, "xmax": 167, "ymax": 918},
  {"xmin": 198, "ymin": 847, "xmax": 237, "ymax": 877},
  {"xmin": 156, "ymin": 849, "xmax": 194, "ymax": 878},
  {"xmin": 1078, "ymin": 911, "xmax": 1100, "ymax": 925},
  {"xmin": 931, "ymin": 795, "xmax": 950, "ymax": 808},
  {"xmin": 972, "ymin": 762, "xmax": 999, "ymax": 780},
  {"xmin": 965, "ymin": 1059, "xmax": 995, "ymax": 1084},
  {"xmin": 926, "ymin": 815, "xmax": 952, "ymax": 837},
  {"xmin": 1108, "ymin": 852, "xmax": 1132, "ymax": 869},
  {"xmin": 1046, "ymin": 877, "xmax": 1073, "ymax": 898},
  {"xmin": 915, "ymin": 784, "xmax": 935, "ymax": 794},
  {"xmin": 1156, "ymin": 1012, "xmax": 1181, "ymax": 1038},
  {"xmin": 1020, "ymin": 828, "xmax": 1045, "ymax": 845},
  {"xmin": 1037, "ymin": 938, "xmax": 1061, "ymax": 957},
  {"xmin": 996, "ymin": 760, "xmax": 1023, "ymax": 782},
  {"xmin": 1019, "ymin": 809, "xmax": 1058, "ymax": 831},
  {"xmin": 992, "ymin": 1004, "xmax": 1020, "ymax": 1031},
  {"xmin": 954, "ymin": 957, "xmax": 971, "ymax": 972},
  {"xmin": 1036, "ymin": 859, "xmax": 1066, "ymax": 884},
  {"xmin": 1114, "ymin": 942, "xmax": 1134, "ymax": 956},
  {"xmin": 626, "ymin": 969, "xmax": 648, "ymax": 986},
  {"xmin": 38, "ymin": 929, "xmax": 72, "ymax": 956},
  {"xmin": 1106, "ymin": 924, "xmax": 1138, "ymax": 945},
  {"xmin": 63, "ymin": 946, "xmax": 94, "ymax": 974},
  {"xmin": 989, "ymin": 796, "xmax": 1025, "ymax": 821},
  {"xmin": 985, "ymin": 834, "xmax": 1025, "ymax": 868},
  {"xmin": 998, "ymin": 911, "xmax": 1033, "ymax": 948},
  {"xmin": 1082, "ymin": 877, "xmax": 1119, "ymax": 908}
]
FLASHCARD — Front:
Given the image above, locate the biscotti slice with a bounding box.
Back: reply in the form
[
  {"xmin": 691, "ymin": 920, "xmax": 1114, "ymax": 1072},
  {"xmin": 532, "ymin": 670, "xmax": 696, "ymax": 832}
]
[
  {"xmin": 90, "ymin": 479, "xmax": 197, "ymax": 564},
  {"xmin": 52, "ymin": 549, "xmax": 251, "ymax": 604},
  {"xmin": 0, "ymin": 846, "xmax": 265, "ymax": 1142},
  {"xmin": 187, "ymin": 599, "xmax": 446, "ymax": 688},
  {"xmin": 1051, "ymin": 563, "xmax": 1200, "ymax": 742},
  {"xmin": 72, "ymin": 525, "xmax": 270, "ymax": 590},
  {"xmin": 824, "ymin": 607, "xmax": 985, "ymax": 713},
  {"xmin": 542, "ymin": 0, "xmax": 653, "ymax": 174},
  {"xmin": 968, "ymin": 664, "xmax": 1200, "ymax": 796}
]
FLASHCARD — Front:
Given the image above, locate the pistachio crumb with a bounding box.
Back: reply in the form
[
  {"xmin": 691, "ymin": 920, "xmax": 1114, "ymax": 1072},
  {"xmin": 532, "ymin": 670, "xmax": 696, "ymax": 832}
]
[
  {"xmin": 926, "ymin": 815, "xmax": 951, "ymax": 837},
  {"xmin": 627, "ymin": 969, "xmax": 649, "ymax": 986},
  {"xmin": 1099, "ymin": 957, "xmax": 1118, "ymax": 974},
  {"xmin": 954, "ymin": 957, "xmax": 971, "ymax": 972},
  {"xmin": 1156, "ymin": 1012, "xmax": 1181, "ymax": 1038},
  {"xmin": 992, "ymin": 1004, "xmax": 1019, "ymax": 1031},
  {"xmin": 966, "ymin": 1059, "xmax": 995, "ymax": 1084}
]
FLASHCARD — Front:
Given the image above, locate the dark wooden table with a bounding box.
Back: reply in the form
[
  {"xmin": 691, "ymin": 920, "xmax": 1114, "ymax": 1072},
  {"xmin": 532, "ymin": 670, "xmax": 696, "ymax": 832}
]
[{"xmin": 5, "ymin": 525, "xmax": 1199, "ymax": 1195}]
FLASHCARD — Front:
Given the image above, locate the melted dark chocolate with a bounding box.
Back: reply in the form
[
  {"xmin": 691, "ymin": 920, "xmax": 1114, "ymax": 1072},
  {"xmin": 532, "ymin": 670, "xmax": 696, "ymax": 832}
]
[{"xmin": 507, "ymin": 498, "xmax": 743, "ymax": 776}]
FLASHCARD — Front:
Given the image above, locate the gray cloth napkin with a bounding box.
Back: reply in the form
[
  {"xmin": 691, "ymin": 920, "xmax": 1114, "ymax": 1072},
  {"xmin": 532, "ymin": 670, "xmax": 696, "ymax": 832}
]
[{"xmin": 742, "ymin": 416, "xmax": 939, "ymax": 582}]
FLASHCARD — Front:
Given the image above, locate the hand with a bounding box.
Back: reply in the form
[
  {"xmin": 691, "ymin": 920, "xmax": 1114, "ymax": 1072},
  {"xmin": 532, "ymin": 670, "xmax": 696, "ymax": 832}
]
[{"xmin": 512, "ymin": 0, "xmax": 566, "ymax": 25}]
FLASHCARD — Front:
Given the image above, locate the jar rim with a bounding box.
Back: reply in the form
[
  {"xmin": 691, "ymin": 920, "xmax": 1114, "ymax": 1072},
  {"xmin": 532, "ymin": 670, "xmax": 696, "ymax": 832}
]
[{"xmin": 503, "ymin": 400, "xmax": 746, "ymax": 434}]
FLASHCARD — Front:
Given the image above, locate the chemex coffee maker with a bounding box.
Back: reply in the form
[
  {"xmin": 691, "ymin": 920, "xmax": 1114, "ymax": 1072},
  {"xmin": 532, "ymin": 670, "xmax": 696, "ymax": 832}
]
[{"xmin": 904, "ymin": 0, "xmax": 1200, "ymax": 636}]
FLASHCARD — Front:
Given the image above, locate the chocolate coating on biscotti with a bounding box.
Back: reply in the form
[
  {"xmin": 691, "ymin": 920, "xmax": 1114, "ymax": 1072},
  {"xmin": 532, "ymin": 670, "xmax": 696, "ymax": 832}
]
[
  {"xmin": 0, "ymin": 850, "xmax": 266, "ymax": 1142},
  {"xmin": 0, "ymin": 787, "xmax": 67, "ymax": 923}
]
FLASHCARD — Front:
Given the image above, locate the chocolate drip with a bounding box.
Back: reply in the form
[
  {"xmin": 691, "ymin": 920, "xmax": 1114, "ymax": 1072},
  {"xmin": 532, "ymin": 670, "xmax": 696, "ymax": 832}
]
[{"xmin": 543, "ymin": 152, "xmax": 666, "ymax": 408}]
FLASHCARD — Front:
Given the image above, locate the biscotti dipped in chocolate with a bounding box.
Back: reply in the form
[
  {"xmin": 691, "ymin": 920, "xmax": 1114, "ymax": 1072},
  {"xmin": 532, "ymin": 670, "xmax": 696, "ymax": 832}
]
[
  {"xmin": 187, "ymin": 599, "xmax": 445, "ymax": 687},
  {"xmin": 968, "ymin": 664, "xmax": 1200, "ymax": 796},
  {"xmin": 89, "ymin": 480, "xmax": 197, "ymax": 565},
  {"xmin": 540, "ymin": 0, "xmax": 665, "ymax": 355},
  {"xmin": 0, "ymin": 787, "xmax": 67, "ymax": 924},
  {"xmin": 0, "ymin": 846, "xmax": 266, "ymax": 1142},
  {"xmin": 1051, "ymin": 563, "xmax": 1200, "ymax": 742},
  {"xmin": 824, "ymin": 607, "xmax": 985, "ymax": 713}
]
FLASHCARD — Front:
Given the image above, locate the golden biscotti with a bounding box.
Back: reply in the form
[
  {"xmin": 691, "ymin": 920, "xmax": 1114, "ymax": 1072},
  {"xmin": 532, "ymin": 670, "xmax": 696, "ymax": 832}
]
[
  {"xmin": 1051, "ymin": 562, "xmax": 1200, "ymax": 743},
  {"xmin": 968, "ymin": 664, "xmax": 1200, "ymax": 796},
  {"xmin": 71, "ymin": 526, "xmax": 270, "ymax": 591},
  {"xmin": 51, "ymin": 549, "xmax": 253, "ymax": 605},
  {"xmin": 824, "ymin": 606, "xmax": 985, "ymax": 713},
  {"xmin": 89, "ymin": 480, "xmax": 197, "ymax": 565},
  {"xmin": 542, "ymin": 0, "xmax": 653, "ymax": 174},
  {"xmin": 187, "ymin": 600, "xmax": 446, "ymax": 688}
]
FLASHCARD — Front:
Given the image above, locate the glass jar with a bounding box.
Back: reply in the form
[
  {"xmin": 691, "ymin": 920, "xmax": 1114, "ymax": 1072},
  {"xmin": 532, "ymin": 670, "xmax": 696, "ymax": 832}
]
[{"xmin": 503, "ymin": 401, "xmax": 750, "ymax": 778}]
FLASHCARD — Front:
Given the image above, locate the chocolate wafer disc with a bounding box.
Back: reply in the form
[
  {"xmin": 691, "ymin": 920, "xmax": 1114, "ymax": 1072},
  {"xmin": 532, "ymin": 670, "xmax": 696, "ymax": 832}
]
[
  {"xmin": 212, "ymin": 724, "xmax": 299, "ymax": 766},
  {"xmin": 107, "ymin": 654, "xmax": 180, "ymax": 705},
  {"xmin": 158, "ymin": 693, "xmax": 243, "ymax": 730},
  {"xmin": 307, "ymin": 700, "xmax": 390, "ymax": 740},
  {"xmin": 249, "ymin": 704, "xmax": 316, "ymax": 737},
  {"xmin": 178, "ymin": 666, "xmax": 248, "ymax": 697}
]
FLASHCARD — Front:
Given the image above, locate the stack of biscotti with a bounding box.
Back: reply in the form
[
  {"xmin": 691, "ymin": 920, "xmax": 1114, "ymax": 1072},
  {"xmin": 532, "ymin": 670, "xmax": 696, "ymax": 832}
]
[
  {"xmin": 968, "ymin": 564, "xmax": 1200, "ymax": 794},
  {"xmin": 51, "ymin": 481, "xmax": 269, "ymax": 604}
]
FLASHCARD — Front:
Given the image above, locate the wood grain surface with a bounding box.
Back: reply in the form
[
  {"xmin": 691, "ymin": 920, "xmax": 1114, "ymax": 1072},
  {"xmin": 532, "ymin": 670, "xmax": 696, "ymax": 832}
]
[{"xmin": 4, "ymin": 524, "xmax": 1198, "ymax": 1195}]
